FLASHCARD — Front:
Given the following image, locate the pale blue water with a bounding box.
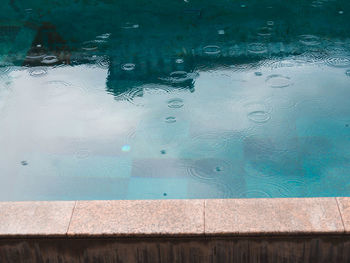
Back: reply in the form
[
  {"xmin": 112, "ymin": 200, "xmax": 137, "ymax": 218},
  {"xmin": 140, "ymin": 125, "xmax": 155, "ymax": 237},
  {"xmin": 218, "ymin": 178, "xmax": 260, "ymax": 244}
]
[{"xmin": 0, "ymin": 0, "xmax": 350, "ymax": 200}]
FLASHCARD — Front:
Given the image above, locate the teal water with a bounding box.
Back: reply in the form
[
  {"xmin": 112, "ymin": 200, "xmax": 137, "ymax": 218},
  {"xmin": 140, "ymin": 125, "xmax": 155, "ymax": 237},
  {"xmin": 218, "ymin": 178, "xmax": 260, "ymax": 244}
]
[{"xmin": 1, "ymin": 0, "xmax": 350, "ymax": 200}]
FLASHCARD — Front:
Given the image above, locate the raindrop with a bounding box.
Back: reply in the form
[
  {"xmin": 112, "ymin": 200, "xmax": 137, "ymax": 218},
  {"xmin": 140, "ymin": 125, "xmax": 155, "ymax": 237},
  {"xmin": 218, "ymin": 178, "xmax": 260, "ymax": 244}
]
[
  {"xmin": 203, "ymin": 45, "xmax": 221, "ymax": 55},
  {"xmin": 167, "ymin": 98, "xmax": 184, "ymax": 108},
  {"xmin": 266, "ymin": 74, "xmax": 291, "ymax": 88},
  {"xmin": 41, "ymin": 55, "xmax": 58, "ymax": 64},
  {"xmin": 26, "ymin": 54, "xmax": 46, "ymax": 60},
  {"xmin": 96, "ymin": 56, "xmax": 110, "ymax": 69},
  {"xmin": 28, "ymin": 67, "xmax": 48, "ymax": 77},
  {"xmin": 218, "ymin": 29, "xmax": 225, "ymax": 35},
  {"xmin": 215, "ymin": 166, "xmax": 223, "ymax": 172},
  {"xmin": 160, "ymin": 150, "xmax": 166, "ymax": 154},
  {"xmin": 168, "ymin": 71, "xmax": 190, "ymax": 83},
  {"xmin": 121, "ymin": 63, "xmax": 136, "ymax": 71},
  {"xmin": 163, "ymin": 193, "xmax": 167, "ymax": 196},
  {"xmin": 326, "ymin": 56, "xmax": 350, "ymax": 68},
  {"xmin": 247, "ymin": 43, "xmax": 267, "ymax": 54},
  {"xmin": 247, "ymin": 111, "xmax": 271, "ymax": 123},
  {"xmin": 96, "ymin": 33, "xmax": 111, "ymax": 39},
  {"xmin": 165, "ymin": 116, "xmax": 176, "ymax": 123},
  {"xmin": 21, "ymin": 161, "xmax": 28, "ymax": 166},
  {"xmin": 175, "ymin": 58, "xmax": 184, "ymax": 64},
  {"xmin": 241, "ymin": 4, "xmax": 246, "ymax": 8},
  {"xmin": 267, "ymin": 21, "xmax": 274, "ymax": 26},
  {"xmin": 121, "ymin": 22, "xmax": 139, "ymax": 29},
  {"xmin": 255, "ymin": 72, "xmax": 262, "ymax": 76},
  {"xmin": 75, "ymin": 148, "xmax": 91, "ymax": 159},
  {"xmin": 257, "ymin": 27, "xmax": 272, "ymax": 36},
  {"xmin": 187, "ymin": 159, "xmax": 233, "ymax": 180},
  {"xmin": 339, "ymin": 10, "xmax": 344, "ymax": 14},
  {"xmin": 245, "ymin": 102, "xmax": 271, "ymax": 123},
  {"xmin": 122, "ymin": 145, "xmax": 131, "ymax": 152},
  {"xmin": 82, "ymin": 41, "xmax": 98, "ymax": 51},
  {"xmin": 299, "ymin": 35, "xmax": 320, "ymax": 46}
]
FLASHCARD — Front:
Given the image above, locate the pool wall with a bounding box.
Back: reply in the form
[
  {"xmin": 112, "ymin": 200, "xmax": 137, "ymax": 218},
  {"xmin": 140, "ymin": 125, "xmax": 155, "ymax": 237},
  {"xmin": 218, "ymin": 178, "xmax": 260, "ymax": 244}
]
[{"xmin": 1, "ymin": 198, "xmax": 350, "ymax": 262}]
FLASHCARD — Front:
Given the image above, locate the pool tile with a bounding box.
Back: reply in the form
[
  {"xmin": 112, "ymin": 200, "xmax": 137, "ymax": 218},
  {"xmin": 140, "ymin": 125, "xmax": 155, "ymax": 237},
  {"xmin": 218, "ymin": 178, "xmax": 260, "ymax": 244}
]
[
  {"xmin": 11, "ymin": 175, "xmax": 129, "ymax": 201},
  {"xmin": 0, "ymin": 201, "xmax": 75, "ymax": 236},
  {"xmin": 68, "ymin": 200, "xmax": 204, "ymax": 236},
  {"xmin": 131, "ymin": 158, "xmax": 190, "ymax": 178},
  {"xmin": 205, "ymin": 198, "xmax": 344, "ymax": 235},
  {"xmin": 336, "ymin": 197, "xmax": 350, "ymax": 233}
]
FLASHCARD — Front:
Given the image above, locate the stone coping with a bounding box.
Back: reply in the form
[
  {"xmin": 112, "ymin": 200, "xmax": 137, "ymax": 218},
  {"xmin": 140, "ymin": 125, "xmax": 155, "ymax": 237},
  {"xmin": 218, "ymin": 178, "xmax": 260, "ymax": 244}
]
[{"xmin": 0, "ymin": 197, "xmax": 350, "ymax": 238}]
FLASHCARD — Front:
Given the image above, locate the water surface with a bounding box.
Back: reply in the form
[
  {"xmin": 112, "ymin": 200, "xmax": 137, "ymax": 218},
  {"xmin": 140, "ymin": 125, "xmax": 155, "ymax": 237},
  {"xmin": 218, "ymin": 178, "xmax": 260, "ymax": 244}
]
[{"xmin": 1, "ymin": 0, "xmax": 350, "ymax": 200}]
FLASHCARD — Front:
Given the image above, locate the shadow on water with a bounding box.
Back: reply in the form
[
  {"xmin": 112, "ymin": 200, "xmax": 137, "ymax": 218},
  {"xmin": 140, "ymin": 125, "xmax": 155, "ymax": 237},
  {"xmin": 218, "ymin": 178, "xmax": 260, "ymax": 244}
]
[{"xmin": 2, "ymin": 0, "xmax": 350, "ymax": 97}]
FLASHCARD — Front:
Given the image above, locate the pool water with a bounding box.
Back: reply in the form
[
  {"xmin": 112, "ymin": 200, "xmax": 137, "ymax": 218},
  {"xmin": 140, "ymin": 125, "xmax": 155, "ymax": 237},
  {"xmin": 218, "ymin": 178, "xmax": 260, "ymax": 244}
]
[{"xmin": 1, "ymin": 0, "xmax": 350, "ymax": 201}]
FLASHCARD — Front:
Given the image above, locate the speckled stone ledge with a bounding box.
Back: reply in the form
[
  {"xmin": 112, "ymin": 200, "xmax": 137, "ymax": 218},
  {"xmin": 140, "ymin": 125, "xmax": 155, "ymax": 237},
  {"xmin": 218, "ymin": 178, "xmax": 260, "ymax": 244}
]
[
  {"xmin": 1, "ymin": 197, "xmax": 350, "ymax": 238},
  {"xmin": 0, "ymin": 201, "xmax": 75, "ymax": 237}
]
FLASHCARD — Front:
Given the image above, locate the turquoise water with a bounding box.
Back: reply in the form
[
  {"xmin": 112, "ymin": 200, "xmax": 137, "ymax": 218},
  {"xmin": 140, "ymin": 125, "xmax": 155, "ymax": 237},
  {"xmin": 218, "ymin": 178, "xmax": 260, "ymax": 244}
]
[{"xmin": 1, "ymin": 0, "xmax": 350, "ymax": 200}]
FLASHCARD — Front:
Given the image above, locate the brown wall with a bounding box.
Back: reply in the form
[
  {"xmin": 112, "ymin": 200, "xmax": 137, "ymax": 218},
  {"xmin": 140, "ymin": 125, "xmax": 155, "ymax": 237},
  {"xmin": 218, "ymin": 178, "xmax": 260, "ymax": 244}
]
[{"xmin": 1, "ymin": 235, "xmax": 350, "ymax": 263}]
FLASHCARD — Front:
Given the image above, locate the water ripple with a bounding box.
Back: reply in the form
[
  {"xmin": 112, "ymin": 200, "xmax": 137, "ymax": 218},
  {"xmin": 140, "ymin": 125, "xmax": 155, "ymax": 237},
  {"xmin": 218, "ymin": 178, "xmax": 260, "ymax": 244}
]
[
  {"xmin": 203, "ymin": 45, "xmax": 221, "ymax": 55},
  {"xmin": 299, "ymin": 35, "xmax": 321, "ymax": 46},
  {"xmin": 266, "ymin": 74, "xmax": 292, "ymax": 88},
  {"xmin": 28, "ymin": 67, "xmax": 48, "ymax": 77},
  {"xmin": 167, "ymin": 98, "xmax": 184, "ymax": 108},
  {"xmin": 326, "ymin": 56, "xmax": 350, "ymax": 68}
]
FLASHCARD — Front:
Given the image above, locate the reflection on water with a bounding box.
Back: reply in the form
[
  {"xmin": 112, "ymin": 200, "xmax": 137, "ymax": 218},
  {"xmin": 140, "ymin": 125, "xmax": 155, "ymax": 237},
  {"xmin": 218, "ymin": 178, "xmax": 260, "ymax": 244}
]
[{"xmin": 1, "ymin": 0, "xmax": 350, "ymax": 200}]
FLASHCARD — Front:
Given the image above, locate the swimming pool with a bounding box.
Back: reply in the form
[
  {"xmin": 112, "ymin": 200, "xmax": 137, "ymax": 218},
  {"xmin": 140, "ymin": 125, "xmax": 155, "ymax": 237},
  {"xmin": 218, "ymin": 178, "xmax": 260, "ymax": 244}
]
[{"xmin": 0, "ymin": 0, "xmax": 350, "ymax": 201}]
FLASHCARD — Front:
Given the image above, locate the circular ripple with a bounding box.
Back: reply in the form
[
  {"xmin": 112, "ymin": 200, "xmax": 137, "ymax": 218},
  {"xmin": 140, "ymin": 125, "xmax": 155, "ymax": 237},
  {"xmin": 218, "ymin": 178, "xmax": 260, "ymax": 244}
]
[
  {"xmin": 28, "ymin": 67, "xmax": 48, "ymax": 77},
  {"xmin": 244, "ymin": 102, "xmax": 271, "ymax": 124},
  {"xmin": 121, "ymin": 22, "xmax": 139, "ymax": 29},
  {"xmin": 257, "ymin": 27, "xmax": 272, "ymax": 36},
  {"xmin": 96, "ymin": 33, "xmax": 111, "ymax": 39},
  {"xmin": 326, "ymin": 56, "xmax": 350, "ymax": 68},
  {"xmin": 41, "ymin": 55, "xmax": 58, "ymax": 64},
  {"xmin": 167, "ymin": 98, "xmax": 184, "ymax": 108},
  {"xmin": 82, "ymin": 41, "xmax": 98, "ymax": 51},
  {"xmin": 203, "ymin": 45, "xmax": 221, "ymax": 55},
  {"xmin": 165, "ymin": 116, "xmax": 176, "ymax": 123},
  {"xmin": 96, "ymin": 56, "xmax": 110, "ymax": 69},
  {"xmin": 299, "ymin": 35, "xmax": 321, "ymax": 46},
  {"xmin": 161, "ymin": 71, "xmax": 198, "ymax": 84},
  {"xmin": 121, "ymin": 63, "xmax": 136, "ymax": 71},
  {"xmin": 25, "ymin": 54, "xmax": 46, "ymax": 61},
  {"xmin": 175, "ymin": 58, "xmax": 184, "ymax": 64},
  {"xmin": 247, "ymin": 43, "xmax": 267, "ymax": 54},
  {"xmin": 266, "ymin": 74, "xmax": 291, "ymax": 88},
  {"xmin": 75, "ymin": 148, "xmax": 91, "ymax": 159},
  {"xmin": 247, "ymin": 111, "xmax": 271, "ymax": 123},
  {"xmin": 187, "ymin": 159, "xmax": 233, "ymax": 180}
]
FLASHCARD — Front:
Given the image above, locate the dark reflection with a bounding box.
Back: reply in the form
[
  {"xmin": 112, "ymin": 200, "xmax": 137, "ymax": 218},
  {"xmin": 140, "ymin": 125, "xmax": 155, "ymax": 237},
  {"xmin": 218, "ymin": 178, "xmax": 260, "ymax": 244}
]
[{"xmin": 2, "ymin": 0, "xmax": 350, "ymax": 98}]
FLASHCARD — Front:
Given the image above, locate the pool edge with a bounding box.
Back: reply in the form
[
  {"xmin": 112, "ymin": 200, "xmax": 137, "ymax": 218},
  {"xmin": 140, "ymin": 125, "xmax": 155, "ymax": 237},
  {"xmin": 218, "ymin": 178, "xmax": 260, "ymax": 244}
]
[{"xmin": 0, "ymin": 197, "xmax": 349, "ymax": 238}]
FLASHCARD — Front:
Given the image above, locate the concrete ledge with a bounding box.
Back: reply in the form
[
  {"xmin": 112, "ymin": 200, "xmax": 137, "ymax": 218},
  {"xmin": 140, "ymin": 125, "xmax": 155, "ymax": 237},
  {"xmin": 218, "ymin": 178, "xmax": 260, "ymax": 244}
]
[
  {"xmin": 0, "ymin": 201, "xmax": 75, "ymax": 237},
  {"xmin": 0, "ymin": 197, "xmax": 349, "ymax": 238},
  {"xmin": 1, "ymin": 198, "xmax": 350, "ymax": 262},
  {"xmin": 68, "ymin": 200, "xmax": 204, "ymax": 237}
]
